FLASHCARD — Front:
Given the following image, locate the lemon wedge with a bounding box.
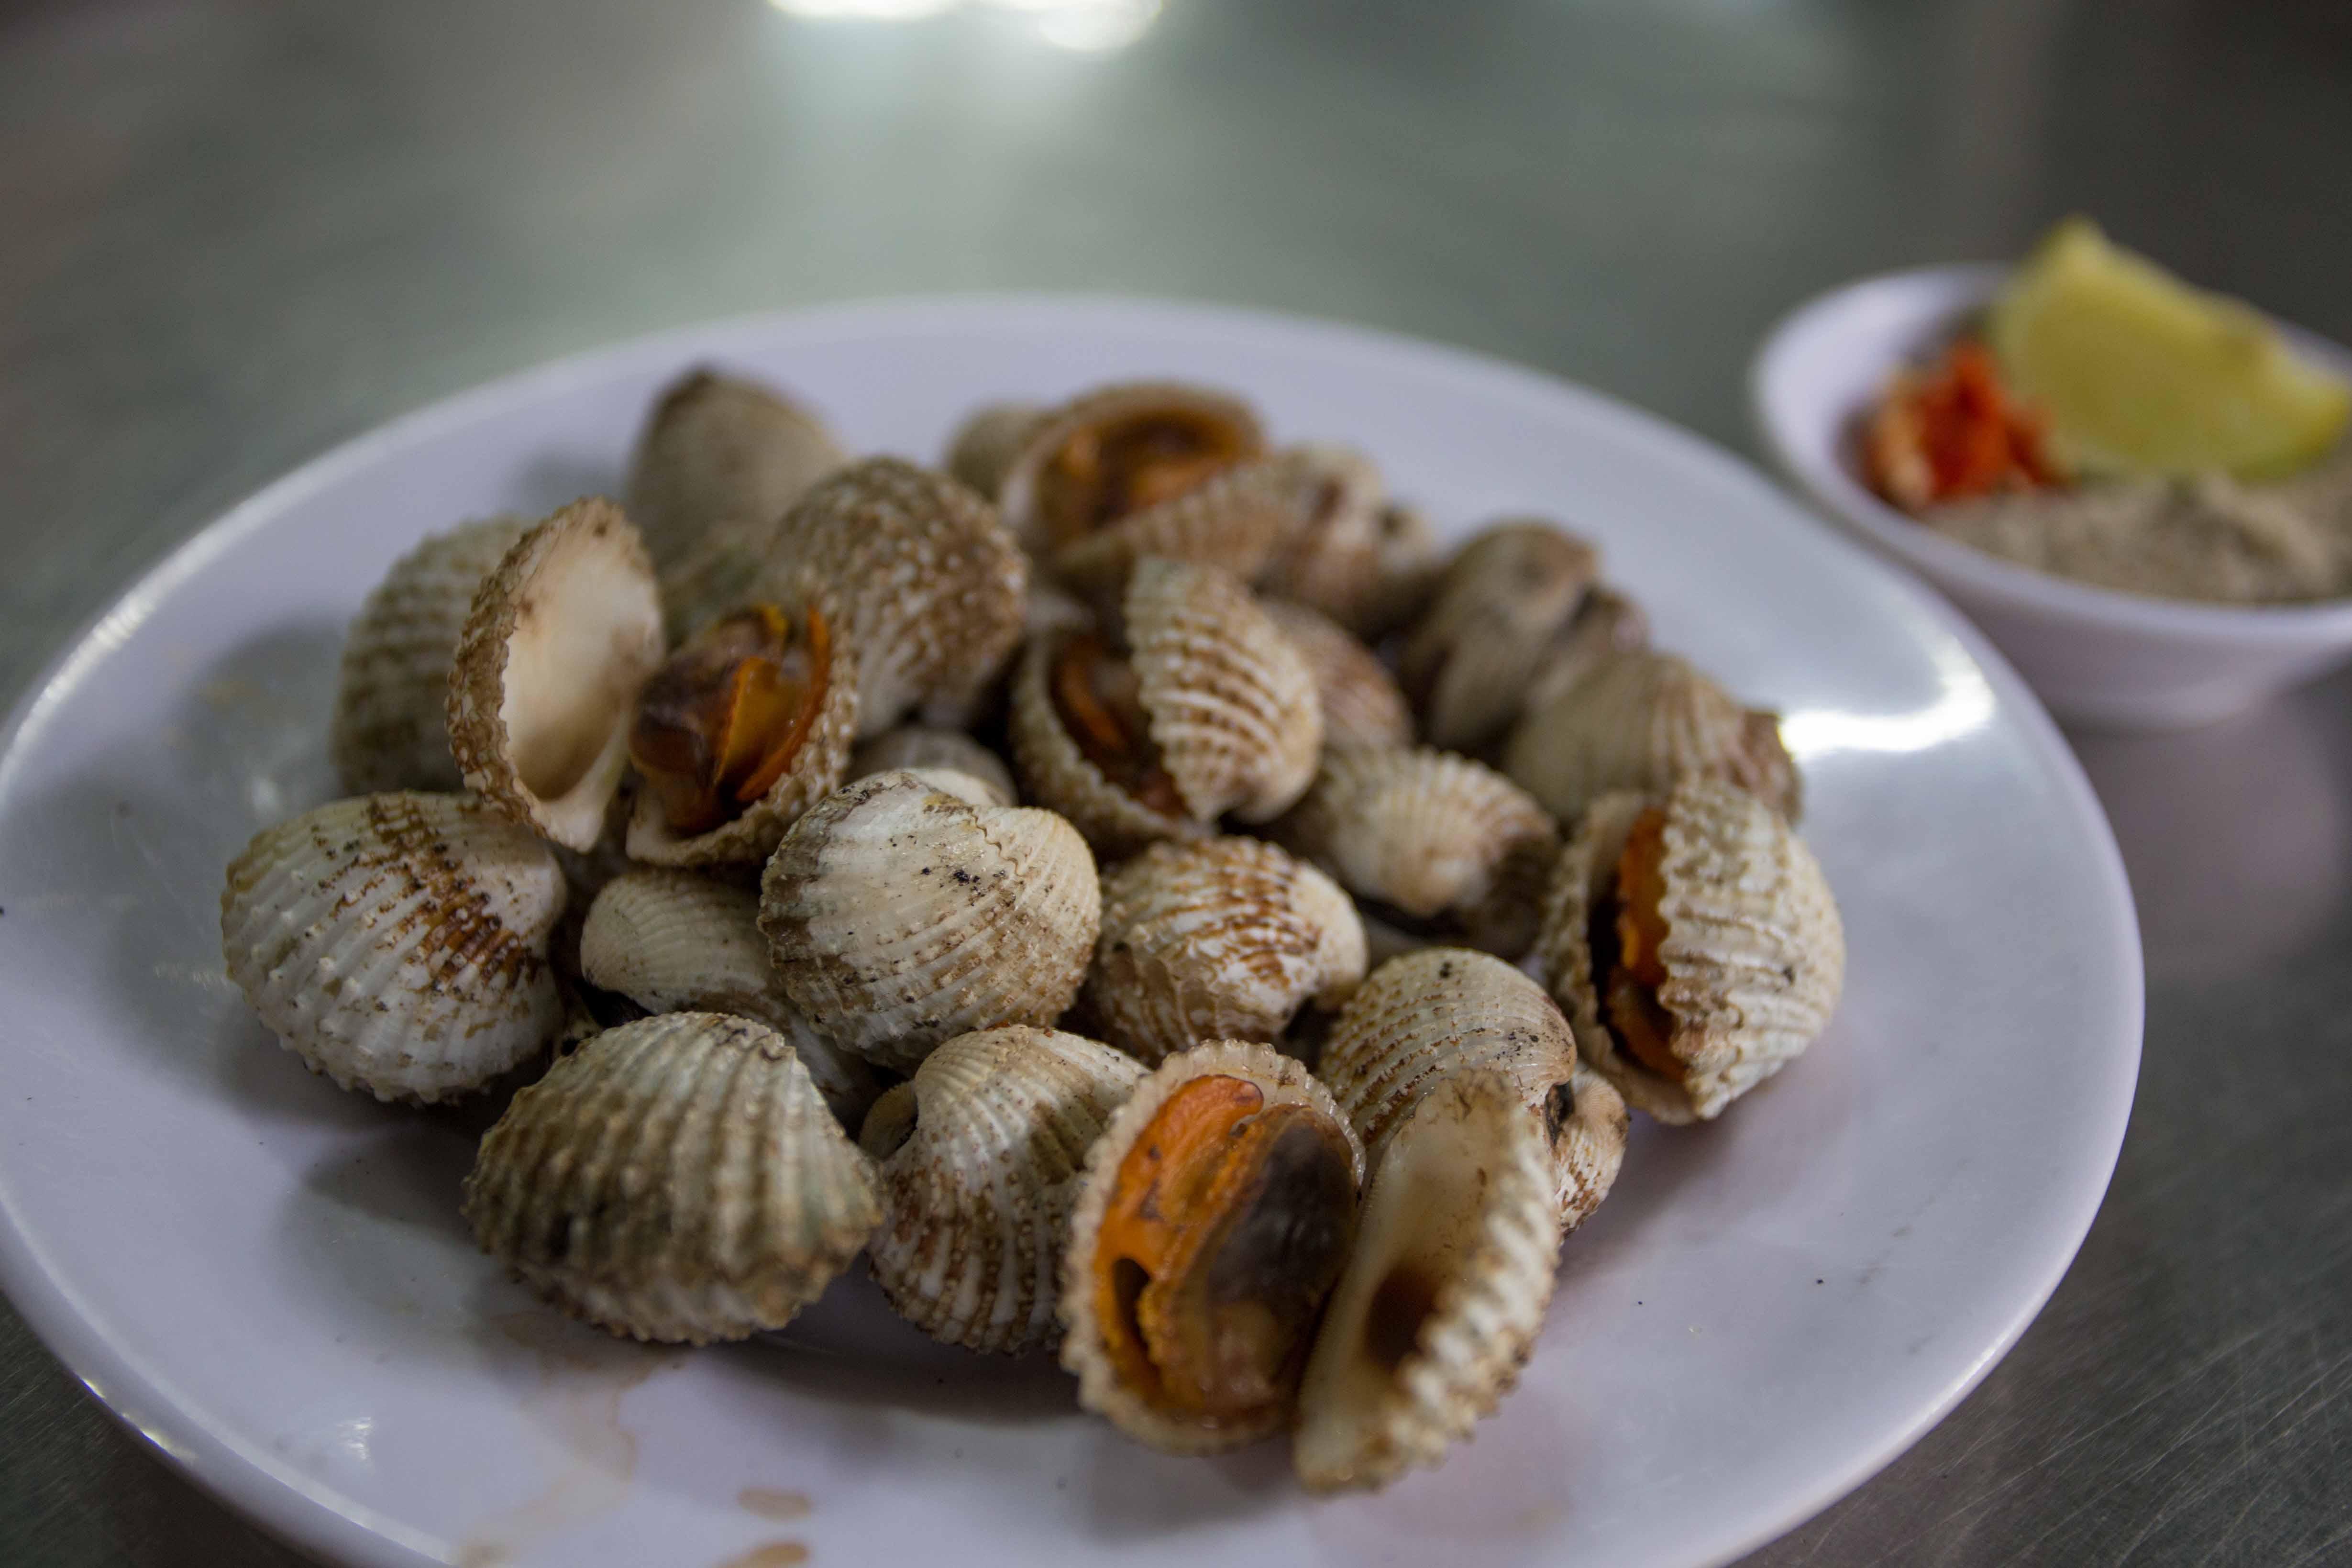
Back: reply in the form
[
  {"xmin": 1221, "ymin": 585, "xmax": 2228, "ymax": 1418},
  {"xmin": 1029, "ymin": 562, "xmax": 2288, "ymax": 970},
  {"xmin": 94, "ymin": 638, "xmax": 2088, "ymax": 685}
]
[{"xmin": 1988, "ymin": 217, "xmax": 2350, "ymax": 479}]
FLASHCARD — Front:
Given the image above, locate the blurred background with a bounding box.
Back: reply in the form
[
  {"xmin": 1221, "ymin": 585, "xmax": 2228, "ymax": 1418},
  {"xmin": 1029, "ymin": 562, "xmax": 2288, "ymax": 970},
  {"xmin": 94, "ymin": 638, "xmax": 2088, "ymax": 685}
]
[{"xmin": 4, "ymin": 1, "xmax": 2350, "ymax": 1563}]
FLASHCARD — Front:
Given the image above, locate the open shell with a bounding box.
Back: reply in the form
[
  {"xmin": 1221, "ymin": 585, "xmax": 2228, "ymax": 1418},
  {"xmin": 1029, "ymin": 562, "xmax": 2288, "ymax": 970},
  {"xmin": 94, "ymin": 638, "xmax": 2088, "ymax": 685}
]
[
  {"xmin": 1083, "ymin": 837, "xmax": 1367, "ymax": 1066},
  {"xmin": 1260, "ymin": 599, "xmax": 1414, "ymax": 751},
  {"xmin": 1535, "ymin": 780, "xmax": 1844, "ymax": 1123},
  {"xmin": 760, "ymin": 457, "xmax": 1027, "ymax": 737},
  {"xmin": 995, "ymin": 380, "xmax": 1264, "ymax": 556},
  {"xmin": 1050, "ymin": 455, "xmax": 1303, "ymax": 609},
  {"xmin": 1273, "ymin": 747, "xmax": 1559, "ymax": 959},
  {"xmin": 1399, "ymin": 520, "xmax": 1599, "ymax": 753},
  {"xmin": 623, "ymin": 368, "xmax": 845, "ymax": 572},
  {"xmin": 848, "ymin": 727, "xmax": 1016, "ymax": 807},
  {"xmin": 1060, "ymin": 1040, "xmax": 1365, "ymax": 1455},
  {"xmin": 462, "ymin": 1012, "xmax": 880, "ymax": 1344},
  {"xmin": 447, "ymin": 499, "xmax": 667, "ymax": 851},
  {"xmin": 577, "ymin": 868, "xmax": 879, "ymax": 1127},
  {"xmin": 860, "ymin": 1027, "xmax": 1144, "ymax": 1354},
  {"xmin": 331, "ymin": 515, "xmax": 531, "ymax": 795},
  {"xmin": 1502, "ymin": 648, "xmax": 1802, "ymax": 823},
  {"xmin": 221, "ymin": 793, "xmax": 566, "ymax": 1104},
  {"xmin": 1294, "ymin": 1071, "xmax": 1562, "ymax": 1492},
  {"xmin": 944, "ymin": 401, "xmax": 1048, "ymax": 500},
  {"xmin": 1317, "ymin": 948, "xmax": 1627, "ymax": 1228},
  {"xmin": 759, "ymin": 770, "xmax": 1101, "ymax": 1072}
]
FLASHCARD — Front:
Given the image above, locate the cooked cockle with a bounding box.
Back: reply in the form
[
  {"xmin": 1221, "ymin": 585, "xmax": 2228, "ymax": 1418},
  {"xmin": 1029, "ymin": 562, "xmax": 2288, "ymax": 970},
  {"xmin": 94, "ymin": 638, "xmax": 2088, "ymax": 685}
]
[
  {"xmin": 447, "ymin": 499, "xmax": 667, "ymax": 851},
  {"xmin": 1535, "ymin": 780, "xmax": 1844, "ymax": 1124},
  {"xmin": 759, "ymin": 770, "xmax": 1100, "ymax": 1071},
  {"xmin": 1502, "ymin": 647, "xmax": 1802, "ymax": 824},
  {"xmin": 993, "ymin": 380, "xmax": 1264, "ymax": 558},
  {"xmin": 1050, "ymin": 455, "xmax": 1304, "ymax": 611},
  {"xmin": 1318, "ymin": 948, "xmax": 1627, "ymax": 1230},
  {"xmin": 330, "ymin": 515, "xmax": 530, "ymax": 795},
  {"xmin": 1060, "ymin": 1040, "xmax": 1364, "ymax": 1455},
  {"xmin": 859, "ymin": 1027, "xmax": 1144, "ymax": 1354},
  {"xmin": 621, "ymin": 581, "xmax": 858, "ymax": 867},
  {"xmin": 220, "ymin": 793, "xmax": 566, "ymax": 1104},
  {"xmin": 656, "ymin": 516, "xmax": 777, "ymax": 645},
  {"xmin": 1008, "ymin": 557, "xmax": 1322, "ymax": 859},
  {"xmin": 755, "ymin": 457, "xmax": 1027, "ymax": 737},
  {"xmin": 623, "ymin": 367, "xmax": 845, "ymax": 573},
  {"xmin": 577, "ymin": 868, "xmax": 879, "ymax": 1127},
  {"xmin": 1399, "ymin": 519, "xmax": 1600, "ymax": 753},
  {"xmin": 1294, "ymin": 1071, "xmax": 1562, "ymax": 1493},
  {"xmin": 1254, "ymin": 447, "xmax": 1444, "ymax": 639},
  {"xmin": 462, "ymin": 1012, "xmax": 880, "ymax": 1344},
  {"xmin": 847, "ymin": 726, "xmax": 1016, "ymax": 807},
  {"xmin": 943, "ymin": 401, "xmax": 1047, "ymax": 500},
  {"xmin": 1259, "ymin": 599, "xmax": 1414, "ymax": 751},
  {"xmin": 1521, "ymin": 585, "xmax": 1650, "ymax": 718},
  {"xmin": 1273, "ymin": 746, "xmax": 1559, "ymax": 959},
  {"xmin": 1082, "ymin": 837, "xmax": 1367, "ymax": 1066}
]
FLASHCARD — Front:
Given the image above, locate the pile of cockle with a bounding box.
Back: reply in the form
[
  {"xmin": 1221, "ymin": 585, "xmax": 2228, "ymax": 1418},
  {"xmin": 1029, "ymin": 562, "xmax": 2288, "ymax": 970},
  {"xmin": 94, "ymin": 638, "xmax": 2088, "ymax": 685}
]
[{"xmin": 221, "ymin": 371, "xmax": 1845, "ymax": 1493}]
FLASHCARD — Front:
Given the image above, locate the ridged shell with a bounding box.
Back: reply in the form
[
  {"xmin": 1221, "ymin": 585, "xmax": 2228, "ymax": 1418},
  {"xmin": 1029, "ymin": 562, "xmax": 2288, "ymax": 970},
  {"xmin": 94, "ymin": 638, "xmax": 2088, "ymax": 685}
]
[
  {"xmin": 462, "ymin": 1012, "xmax": 880, "ymax": 1344},
  {"xmin": 1294, "ymin": 1071, "xmax": 1562, "ymax": 1492},
  {"xmin": 759, "ymin": 771, "xmax": 1101, "ymax": 1071},
  {"xmin": 759, "ymin": 457, "xmax": 1027, "ymax": 737},
  {"xmin": 859, "ymin": 1027, "xmax": 1144, "ymax": 1354},
  {"xmin": 1318, "ymin": 948, "xmax": 1627, "ymax": 1228},
  {"xmin": 221, "ymin": 793, "xmax": 566, "ymax": 1103},
  {"xmin": 623, "ymin": 368, "xmax": 845, "ymax": 573},
  {"xmin": 577, "ymin": 868, "xmax": 879, "ymax": 1128},
  {"xmin": 1083, "ymin": 837, "xmax": 1368, "ymax": 1066},
  {"xmin": 1051, "ymin": 455, "xmax": 1302, "ymax": 609},
  {"xmin": 1060, "ymin": 1040, "xmax": 1366, "ymax": 1455},
  {"xmin": 1400, "ymin": 521, "xmax": 1600, "ymax": 752},
  {"xmin": 995, "ymin": 381, "xmax": 1265, "ymax": 555},
  {"xmin": 1260, "ymin": 598, "xmax": 1414, "ymax": 751},
  {"xmin": 330, "ymin": 516, "xmax": 531, "ymax": 795},
  {"xmin": 848, "ymin": 727, "xmax": 1016, "ymax": 808},
  {"xmin": 1520, "ymin": 585, "xmax": 1650, "ymax": 718},
  {"xmin": 623, "ymin": 576, "xmax": 860, "ymax": 868},
  {"xmin": 1502, "ymin": 648, "xmax": 1803, "ymax": 823},
  {"xmin": 1254, "ymin": 447, "xmax": 1442, "ymax": 638},
  {"xmin": 1273, "ymin": 747, "xmax": 1560, "ymax": 959},
  {"xmin": 944, "ymin": 402, "xmax": 1047, "ymax": 499},
  {"xmin": 447, "ymin": 499, "xmax": 667, "ymax": 851},
  {"xmin": 1535, "ymin": 780, "xmax": 1844, "ymax": 1123},
  {"xmin": 656, "ymin": 516, "xmax": 772, "ymax": 645},
  {"xmin": 1006, "ymin": 631, "xmax": 1201, "ymax": 859}
]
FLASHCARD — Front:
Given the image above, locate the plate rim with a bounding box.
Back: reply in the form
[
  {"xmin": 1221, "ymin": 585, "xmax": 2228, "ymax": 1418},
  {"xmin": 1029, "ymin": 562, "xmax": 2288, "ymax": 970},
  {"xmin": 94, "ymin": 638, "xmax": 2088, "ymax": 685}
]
[{"xmin": 0, "ymin": 291, "xmax": 2145, "ymax": 1568}]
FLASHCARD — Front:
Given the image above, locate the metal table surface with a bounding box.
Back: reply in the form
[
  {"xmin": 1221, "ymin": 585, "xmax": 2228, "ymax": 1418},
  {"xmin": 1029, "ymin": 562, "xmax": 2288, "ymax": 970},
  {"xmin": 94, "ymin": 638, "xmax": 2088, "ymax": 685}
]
[{"xmin": 2, "ymin": 0, "xmax": 2348, "ymax": 1562}]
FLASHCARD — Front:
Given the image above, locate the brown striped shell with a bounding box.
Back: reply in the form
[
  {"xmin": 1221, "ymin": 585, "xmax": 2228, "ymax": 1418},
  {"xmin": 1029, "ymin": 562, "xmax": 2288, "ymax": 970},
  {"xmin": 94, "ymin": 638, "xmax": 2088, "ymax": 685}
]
[
  {"xmin": 1082, "ymin": 837, "xmax": 1367, "ymax": 1066},
  {"xmin": 1259, "ymin": 598, "xmax": 1415, "ymax": 751},
  {"xmin": 994, "ymin": 380, "xmax": 1264, "ymax": 556},
  {"xmin": 462, "ymin": 1012, "xmax": 880, "ymax": 1344},
  {"xmin": 858, "ymin": 1027, "xmax": 1144, "ymax": 1354},
  {"xmin": 220, "ymin": 793, "xmax": 566, "ymax": 1104},
  {"xmin": 623, "ymin": 368, "xmax": 845, "ymax": 573},
  {"xmin": 847, "ymin": 727, "xmax": 1016, "ymax": 808},
  {"xmin": 447, "ymin": 499, "xmax": 667, "ymax": 851},
  {"xmin": 1399, "ymin": 520, "xmax": 1600, "ymax": 753},
  {"xmin": 758, "ymin": 770, "xmax": 1101, "ymax": 1072}
]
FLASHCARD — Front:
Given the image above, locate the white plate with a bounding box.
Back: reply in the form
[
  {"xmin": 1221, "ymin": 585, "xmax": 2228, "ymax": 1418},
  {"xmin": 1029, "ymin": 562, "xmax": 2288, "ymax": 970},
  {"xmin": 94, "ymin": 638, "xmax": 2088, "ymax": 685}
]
[
  {"xmin": 0, "ymin": 298, "xmax": 2141, "ymax": 1568},
  {"xmin": 1751, "ymin": 263, "xmax": 2352, "ymax": 730}
]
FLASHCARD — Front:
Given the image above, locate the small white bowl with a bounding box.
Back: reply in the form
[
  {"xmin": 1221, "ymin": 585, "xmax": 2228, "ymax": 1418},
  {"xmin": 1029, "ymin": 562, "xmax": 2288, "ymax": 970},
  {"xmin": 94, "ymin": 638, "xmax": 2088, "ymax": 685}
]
[{"xmin": 1750, "ymin": 262, "xmax": 2352, "ymax": 730}]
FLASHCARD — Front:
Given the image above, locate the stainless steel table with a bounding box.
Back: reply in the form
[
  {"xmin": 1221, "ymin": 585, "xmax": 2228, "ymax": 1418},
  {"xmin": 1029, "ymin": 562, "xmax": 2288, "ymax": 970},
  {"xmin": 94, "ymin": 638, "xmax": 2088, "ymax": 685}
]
[{"xmin": 4, "ymin": 0, "xmax": 2348, "ymax": 1561}]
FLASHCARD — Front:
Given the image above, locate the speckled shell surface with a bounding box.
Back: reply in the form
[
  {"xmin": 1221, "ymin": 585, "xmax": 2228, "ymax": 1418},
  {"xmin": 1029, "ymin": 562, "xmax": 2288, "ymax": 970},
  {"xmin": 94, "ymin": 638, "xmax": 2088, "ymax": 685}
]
[
  {"xmin": 1536, "ymin": 780, "xmax": 1844, "ymax": 1124},
  {"xmin": 330, "ymin": 515, "xmax": 531, "ymax": 795},
  {"xmin": 1259, "ymin": 599, "xmax": 1414, "ymax": 751},
  {"xmin": 623, "ymin": 368, "xmax": 845, "ymax": 572},
  {"xmin": 1274, "ymin": 747, "xmax": 1559, "ymax": 958},
  {"xmin": 1083, "ymin": 837, "xmax": 1367, "ymax": 1066},
  {"xmin": 462, "ymin": 1012, "xmax": 880, "ymax": 1344},
  {"xmin": 860, "ymin": 1027, "xmax": 1144, "ymax": 1354},
  {"xmin": 995, "ymin": 380, "xmax": 1265, "ymax": 553},
  {"xmin": 1503, "ymin": 649, "xmax": 1803, "ymax": 824},
  {"xmin": 1051, "ymin": 454, "xmax": 1301, "ymax": 608},
  {"xmin": 1059, "ymin": 1039, "xmax": 1365, "ymax": 1456},
  {"xmin": 220, "ymin": 793, "xmax": 566, "ymax": 1104},
  {"xmin": 447, "ymin": 499, "xmax": 667, "ymax": 852},
  {"xmin": 1006, "ymin": 629, "xmax": 1204, "ymax": 861},
  {"xmin": 759, "ymin": 771, "xmax": 1101, "ymax": 1071},
  {"xmin": 576, "ymin": 868, "xmax": 878, "ymax": 1127},
  {"xmin": 761, "ymin": 457, "xmax": 1027, "ymax": 737},
  {"xmin": 943, "ymin": 402, "xmax": 1047, "ymax": 499},
  {"xmin": 848, "ymin": 727, "xmax": 1016, "ymax": 807},
  {"xmin": 1400, "ymin": 520, "xmax": 1600, "ymax": 752},
  {"xmin": 1294, "ymin": 1071, "xmax": 1563, "ymax": 1493},
  {"xmin": 1317, "ymin": 948, "xmax": 1624, "ymax": 1226}
]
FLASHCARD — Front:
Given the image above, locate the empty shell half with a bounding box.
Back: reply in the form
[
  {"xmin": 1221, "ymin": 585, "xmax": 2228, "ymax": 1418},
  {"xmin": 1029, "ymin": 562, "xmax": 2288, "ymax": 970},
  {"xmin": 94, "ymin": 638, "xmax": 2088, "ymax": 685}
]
[
  {"xmin": 463, "ymin": 1012, "xmax": 880, "ymax": 1344},
  {"xmin": 1535, "ymin": 780, "xmax": 1844, "ymax": 1124},
  {"xmin": 847, "ymin": 726, "xmax": 1016, "ymax": 807},
  {"xmin": 623, "ymin": 368, "xmax": 845, "ymax": 572},
  {"xmin": 447, "ymin": 499, "xmax": 667, "ymax": 851},
  {"xmin": 221, "ymin": 793, "xmax": 566, "ymax": 1103},
  {"xmin": 1260, "ymin": 598, "xmax": 1414, "ymax": 751},
  {"xmin": 1060, "ymin": 1040, "xmax": 1364, "ymax": 1455},
  {"xmin": 995, "ymin": 380, "xmax": 1264, "ymax": 557},
  {"xmin": 860, "ymin": 1027, "xmax": 1144, "ymax": 1354},
  {"xmin": 1399, "ymin": 520, "xmax": 1600, "ymax": 753},
  {"xmin": 1083, "ymin": 836, "xmax": 1368, "ymax": 1066},
  {"xmin": 759, "ymin": 770, "xmax": 1101, "ymax": 1072}
]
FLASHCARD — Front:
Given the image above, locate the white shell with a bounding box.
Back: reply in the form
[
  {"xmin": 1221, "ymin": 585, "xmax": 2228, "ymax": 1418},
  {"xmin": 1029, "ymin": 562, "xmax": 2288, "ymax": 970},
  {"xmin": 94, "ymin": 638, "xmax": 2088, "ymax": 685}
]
[
  {"xmin": 221, "ymin": 793, "xmax": 566, "ymax": 1103},
  {"xmin": 1260, "ymin": 598, "xmax": 1414, "ymax": 751},
  {"xmin": 1400, "ymin": 520, "xmax": 1599, "ymax": 752},
  {"xmin": 623, "ymin": 368, "xmax": 845, "ymax": 572},
  {"xmin": 848, "ymin": 727, "xmax": 1016, "ymax": 807}
]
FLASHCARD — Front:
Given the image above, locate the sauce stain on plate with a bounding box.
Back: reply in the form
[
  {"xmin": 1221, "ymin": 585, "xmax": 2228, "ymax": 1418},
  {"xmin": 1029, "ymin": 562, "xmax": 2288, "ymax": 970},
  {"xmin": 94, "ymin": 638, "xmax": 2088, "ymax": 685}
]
[
  {"xmin": 739, "ymin": 1487, "xmax": 815, "ymax": 1522},
  {"xmin": 713, "ymin": 1544, "xmax": 810, "ymax": 1568}
]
